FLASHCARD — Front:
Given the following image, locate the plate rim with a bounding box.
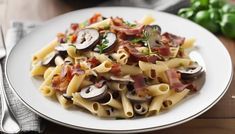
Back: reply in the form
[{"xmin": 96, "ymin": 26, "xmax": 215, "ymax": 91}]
[{"xmin": 5, "ymin": 7, "xmax": 234, "ymax": 133}]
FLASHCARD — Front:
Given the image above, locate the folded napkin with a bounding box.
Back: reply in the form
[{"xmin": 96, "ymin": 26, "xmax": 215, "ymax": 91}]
[
  {"xmin": 0, "ymin": 21, "xmax": 43, "ymax": 133},
  {"xmin": 0, "ymin": 1, "xmax": 188, "ymax": 133}
]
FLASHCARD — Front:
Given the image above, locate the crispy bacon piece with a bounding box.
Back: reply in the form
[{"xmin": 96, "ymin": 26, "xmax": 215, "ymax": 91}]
[
  {"xmin": 110, "ymin": 63, "xmax": 121, "ymax": 76},
  {"xmin": 157, "ymin": 46, "xmax": 171, "ymax": 57},
  {"xmin": 87, "ymin": 57, "xmax": 101, "ymax": 68},
  {"xmin": 94, "ymin": 80, "xmax": 106, "ymax": 88},
  {"xmin": 52, "ymin": 74, "xmax": 70, "ymax": 92},
  {"xmin": 70, "ymin": 23, "xmax": 79, "ymax": 31},
  {"xmin": 131, "ymin": 74, "xmax": 148, "ymax": 96},
  {"xmin": 123, "ymin": 44, "xmax": 161, "ymax": 63},
  {"xmin": 60, "ymin": 64, "xmax": 73, "ymax": 81},
  {"xmin": 89, "ymin": 13, "xmax": 102, "ymax": 24},
  {"xmin": 111, "ymin": 17, "xmax": 144, "ymax": 36},
  {"xmin": 112, "ymin": 17, "xmax": 125, "ymax": 26},
  {"xmin": 165, "ymin": 69, "xmax": 189, "ymax": 92},
  {"xmin": 70, "ymin": 34, "xmax": 77, "ymax": 43},
  {"xmin": 72, "ymin": 64, "xmax": 85, "ymax": 76},
  {"xmin": 111, "ymin": 25, "xmax": 144, "ymax": 36},
  {"xmin": 161, "ymin": 32, "xmax": 185, "ymax": 47}
]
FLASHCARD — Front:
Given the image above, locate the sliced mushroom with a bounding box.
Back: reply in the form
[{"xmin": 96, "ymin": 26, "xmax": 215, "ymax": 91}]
[
  {"xmin": 177, "ymin": 65, "xmax": 204, "ymax": 79},
  {"xmin": 144, "ymin": 25, "xmax": 161, "ymax": 48},
  {"xmin": 75, "ymin": 28, "xmax": 100, "ymax": 50},
  {"xmin": 110, "ymin": 75, "xmax": 134, "ymax": 82},
  {"xmin": 80, "ymin": 84, "xmax": 108, "ymax": 101},
  {"xmin": 55, "ymin": 43, "xmax": 68, "ymax": 58},
  {"xmin": 64, "ymin": 57, "xmax": 74, "ymax": 65},
  {"xmin": 41, "ymin": 51, "xmax": 57, "ymax": 66},
  {"xmin": 133, "ymin": 102, "xmax": 149, "ymax": 115},
  {"xmin": 126, "ymin": 91, "xmax": 151, "ymax": 103},
  {"xmin": 62, "ymin": 93, "xmax": 73, "ymax": 101},
  {"xmin": 94, "ymin": 32, "xmax": 117, "ymax": 52}
]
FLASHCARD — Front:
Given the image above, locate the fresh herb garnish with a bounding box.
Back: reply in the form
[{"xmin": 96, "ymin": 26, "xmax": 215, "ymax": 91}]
[
  {"xmin": 96, "ymin": 37, "xmax": 109, "ymax": 54},
  {"xmin": 124, "ymin": 21, "xmax": 137, "ymax": 27},
  {"xmin": 130, "ymin": 38, "xmax": 146, "ymax": 43},
  {"xmin": 79, "ymin": 20, "xmax": 88, "ymax": 28},
  {"xmin": 143, "ymin": 30, "xmax": 152, "ymax": 54},
  {"xmin": 130, "ymin": 30, "xmax": 152, "ymax": 55}
]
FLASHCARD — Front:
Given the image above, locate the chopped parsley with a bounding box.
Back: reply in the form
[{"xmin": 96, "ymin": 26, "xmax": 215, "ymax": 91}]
[
  {"xmin": 79, "ymin": 20, "xmax": 88, "ymax": 28},
  {"xmin": 130, "ymin": 30, "xmax": 152, "ymax": 55},
  {"xmin": 124, "ymin": 21, "xmax": 137, "ymax": 27},
  {"xmin": 96, "ymin": 37, "xmax": 109, "ymax": 54}
]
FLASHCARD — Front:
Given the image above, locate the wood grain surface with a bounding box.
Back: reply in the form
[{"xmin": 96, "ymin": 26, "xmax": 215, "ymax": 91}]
[{"xmin": 1, "ymin": 0, "xmax": 235, "ymax": 133}]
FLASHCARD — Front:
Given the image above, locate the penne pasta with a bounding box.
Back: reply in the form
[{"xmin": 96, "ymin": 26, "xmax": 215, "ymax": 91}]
[
  {"xmin": 56, "ymin": 92, "xmax": 72, "ymax": 108},
  {"xmin": 162, "ymin": 89, "xmax": 190, "ymax": 109},
  {"xmin": 66, "ymin": 74, "xmax": 86, "ymax": 96},
  {"xmin": 147, "ymin": 83, "xmax": 170, "ymax": 96},
  {"xmin": 32, "ymin": 39, "xmax": 58, "ymax": 62},
  {"xmin": 139, "ymin": 15, "xmax": 155, "ymax": 25},
  {"xmin": 181, "ymin": 38, "xmax": 195, "ymax": 49},
  {"xmin": 92, "ymin": 60, "xmax": 112, "ymax": 73},
  {"xmin": 87, "ymin": 18, "xmax": 111, "ymax": 29},
  {"xmin": 39, "ymin": 65, "xmax": 62, "ymax": 90},
  {"xmin": 43, "ymin": 67, "xmax": 55, "ymax": 79},
  {"xmin": 166, "ymin": 58, "xmax": 192, "ymax": 68},
  {"xmin": 67, "ymin": 45, "xmax": 79, "ymax": 58},
  {"xmin": 31, "ymin": 64, "xmax": 48, "ymax": 76},
  {"xmin": 40, "ymin": 85, "xmax": 55, "ymax": 97},
  {"xmin": 147, "ymin": 90, "xmax": 172, "ymax": 116},
  {"xmin": 120, "ymin": 65, "xmax": 142, "ymax": 75},
  {"xmin": 120, "ymin": 91, "xmax": 134, "ymax": 118},
  {"xmin": 101, "ymin": 92, "xmax": 123, "ymax": 109}
]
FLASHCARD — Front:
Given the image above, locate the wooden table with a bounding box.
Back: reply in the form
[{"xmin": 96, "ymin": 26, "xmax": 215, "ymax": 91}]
[{"xmin": 1, "ymin": 0, "xmax": 235, "ymax": 133}]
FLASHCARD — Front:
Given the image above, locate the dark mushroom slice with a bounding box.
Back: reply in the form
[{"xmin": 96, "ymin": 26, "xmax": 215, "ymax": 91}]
[
  {"xmin": 144, "ymin": 25, "xmax": 162, "ymax": 48},
  {"xmin": 133, "ymin": 102, "xmax": 149, "ymax": 115},
  {"xmin": 75, "ymin": 28, "xmax": 100, "ymax": 50},
  {"xmin": 126, "ymin": 91, "xmax": 151, "ymax": 103},
  {"xmin": 41, "ymin": 51, "xmax": 58, "ymax": 66},
  {"xmin": 80, "ymin": 84, "xmax": 108, "ymax": 101},
  {"xmin": 64, "ymin": 57, "xmax": 74, "ymax": 65},
  {"xmin": 62, "ymin": 93, "xmax": 73, "ymax": 101},
  {"xmin": 177, "ymin": 65, "xmax": 204, "ymax": 79},
  {"xmin": 94, "ymin": 32, "xmax": 117, "ymax": 53},
  {"xmin": 55, "ymin": 43, "xmax": 68, "ymax": 58}
]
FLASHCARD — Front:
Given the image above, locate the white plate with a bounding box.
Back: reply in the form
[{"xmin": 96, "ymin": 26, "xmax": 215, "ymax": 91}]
[{"xmin": 5, "ymin": 7, "xmax": 233, "ymax": 133}]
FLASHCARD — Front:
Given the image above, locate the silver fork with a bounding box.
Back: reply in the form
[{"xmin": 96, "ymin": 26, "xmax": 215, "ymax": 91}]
[{"xmin": 0, "ymin": 25, "xmax": 21, "ymax": 133}]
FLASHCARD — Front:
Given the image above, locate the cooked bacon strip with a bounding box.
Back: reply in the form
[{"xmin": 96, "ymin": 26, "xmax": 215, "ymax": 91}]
[
  {"xmin": 112, "ymin": 17, "xmax": 125, "ymax": 26},
  {"xmin": 72, "ymin": 64, "xmax": 85, "ymax": 76},
  {"xmin": 110, "ymin": 63, "xmax": 121, "ymax": 76},
  {"xmin": 70, "ymin": 23, "xmax": 79, "ymax": 31},
  {"xmin": 131, "ymin": 74, "xmax": 148, "ymax": 96},
  {"xmin": 157, "ymin": 46, "xmax": 171, "ymax": 57},
  {"xmin": 89, "ymin": 13, "xmax": 102, "ymax": 24},
  {"xmin": 95, "ymin": 80, "xmax": 106, "ymax": 88},
  {"xmin": 123, "ymin": 44, "xmax": 161, "ymax": 63},
  {"xmin": 60, "ymin": 64, "xmax": 73, "ymax": 81},
  {"xmin": 111, "ymin": 17, "xmax": 144, "ymax": 36},
  {"xmin": 162, "ymin": 32, "xmax": 185, "ymax": 47},
  {"xmin": 52, "ymin": 74, "xmax": 70, "ymax": 92},
  {"xmin": 165, "ymin": 69, "xmax": 189, "ymax": 92},
  {"xmin": 111, "ymin": 25, "xmax": 144, "ymax": 36},
  {"xmin": 87, "ymin": 57, "xmax": 101, "ymax": 68}
]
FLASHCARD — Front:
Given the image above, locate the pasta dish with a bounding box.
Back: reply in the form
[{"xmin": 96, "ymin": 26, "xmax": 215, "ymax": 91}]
[{"xmin": 31, "ymin": 13, "xmax": 204, "ymax": 118}]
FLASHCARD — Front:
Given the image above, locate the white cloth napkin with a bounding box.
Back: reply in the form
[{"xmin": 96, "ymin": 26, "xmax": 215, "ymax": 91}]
[
  {"xmin": 0, "ymin": 21, "xmax": 43, "ymax": 133},
  {"xmin": 0, "ymin": 0, "xmax": 188, "ymax": 133}
]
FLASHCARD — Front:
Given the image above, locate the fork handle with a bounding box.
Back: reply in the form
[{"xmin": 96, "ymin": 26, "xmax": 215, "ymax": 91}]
[{"xmin": 0, "ymin": 64, "xmax": 21, "ymax": 133}]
